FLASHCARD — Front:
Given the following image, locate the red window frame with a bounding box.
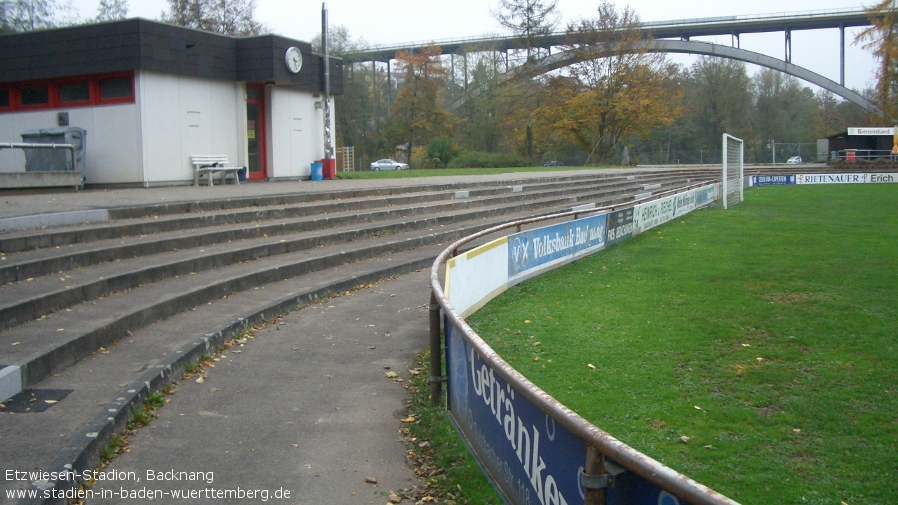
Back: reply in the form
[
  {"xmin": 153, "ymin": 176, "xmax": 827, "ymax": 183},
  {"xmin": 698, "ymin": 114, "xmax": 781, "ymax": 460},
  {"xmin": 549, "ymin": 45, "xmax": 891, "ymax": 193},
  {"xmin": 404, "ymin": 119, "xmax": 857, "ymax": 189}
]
[
  {"xmin": 18, "ymin": 81, "xmax": 52, "ymax": 110},
  {"xmin": 0, "ymin": 71, "xmax": 134, "ymax": 113},
  {"xmin": 0, "ymin": 87, "xmax": 12, "ymax": 112},
  {"xmin": 57, "ymin": 78, "xmax": 92, "ymax": 106},
  {"xmin": 97, "ymin": 72, "xmax": 135, "ymax": 105}
]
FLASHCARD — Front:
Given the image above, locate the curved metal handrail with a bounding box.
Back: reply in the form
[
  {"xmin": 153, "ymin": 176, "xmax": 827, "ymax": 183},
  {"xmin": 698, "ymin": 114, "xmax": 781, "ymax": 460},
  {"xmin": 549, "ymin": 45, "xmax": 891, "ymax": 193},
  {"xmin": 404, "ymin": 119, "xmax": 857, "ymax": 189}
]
[{"xmin": 429, "ymin": 180, "xmax": 740, "ymax": 505}]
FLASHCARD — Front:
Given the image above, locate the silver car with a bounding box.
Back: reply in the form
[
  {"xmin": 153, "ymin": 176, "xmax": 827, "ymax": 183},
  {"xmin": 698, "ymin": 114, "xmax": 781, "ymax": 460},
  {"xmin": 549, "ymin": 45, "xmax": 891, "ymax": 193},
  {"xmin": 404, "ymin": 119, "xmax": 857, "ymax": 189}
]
[{"xmin": 370, "ymin": 159, "xmax": 408, "ymax": 171}]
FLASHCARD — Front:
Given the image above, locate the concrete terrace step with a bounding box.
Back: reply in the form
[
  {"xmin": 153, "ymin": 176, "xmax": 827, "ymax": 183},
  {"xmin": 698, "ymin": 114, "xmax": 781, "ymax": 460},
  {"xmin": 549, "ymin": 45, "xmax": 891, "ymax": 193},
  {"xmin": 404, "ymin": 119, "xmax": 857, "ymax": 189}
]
[
  {"xmin": 0, "ymin": 169, "xmax": 714, "ymax": 253},
  {"xmin": 0, "ymin": 243, "xmax": 446, "ymax": 502},
  {"xmin": 0, "ymin": 173, "xmax": 688, "ymax": 279},
  {"xmin": 0, "ymin": 173, "xmax": 708, "ymax": 402},
  {"xmin": 0, "ymin": 175, "xmax": 701, "ymax": 391},
  {"xmin": 0, "ymin": 169, "xmax": 714, "ymax": 503},
  {"xmin": 0, "ymin": 172, "xmax": 700, "ymax": 308}
]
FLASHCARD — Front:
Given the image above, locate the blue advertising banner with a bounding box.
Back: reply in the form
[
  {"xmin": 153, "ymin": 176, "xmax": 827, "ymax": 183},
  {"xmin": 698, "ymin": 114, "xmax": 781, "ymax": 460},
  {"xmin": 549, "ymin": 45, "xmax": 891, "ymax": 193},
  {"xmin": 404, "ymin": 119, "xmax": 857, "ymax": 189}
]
[
  {"xmin": 508, "ymin": 214, "xmax": 607, "ymax": 284},
  {"xmin": 751, "ymin": 175, "xmax": 796, "ymax": 186},
  {"xmin": 445, "ymin": 319, "xmax": 686, "ymax": 505},
  {"xmin": 446, "ymin": 319, "xmax": 586, "ymax": 505}
]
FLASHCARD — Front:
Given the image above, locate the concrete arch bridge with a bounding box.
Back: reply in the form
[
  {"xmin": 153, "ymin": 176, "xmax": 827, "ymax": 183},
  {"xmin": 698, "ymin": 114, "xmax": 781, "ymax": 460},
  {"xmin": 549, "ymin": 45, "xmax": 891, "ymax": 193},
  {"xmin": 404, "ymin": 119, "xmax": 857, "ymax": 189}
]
[{"xmin": 349, "ymin": 8, "xmax": 875, "ymax": 109}]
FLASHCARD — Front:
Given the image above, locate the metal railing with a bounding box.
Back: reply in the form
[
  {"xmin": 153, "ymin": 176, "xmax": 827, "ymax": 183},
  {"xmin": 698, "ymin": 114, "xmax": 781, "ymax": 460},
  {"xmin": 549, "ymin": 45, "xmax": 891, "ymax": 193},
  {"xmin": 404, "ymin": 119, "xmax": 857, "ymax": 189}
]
[
  {"xmin": 0, "ymin": 142, "xmax": 78, "ymax": 172},
  {"xmin": 836, "ymin": 149, "xmax": 897, "ymax": 162},
  {"xmin": 352, "ymin": 7, "xmax": 869, "ymax": 58},
  {"xmin": 429, "ymin": 180, "xmax": 740, "ymax": 505}
]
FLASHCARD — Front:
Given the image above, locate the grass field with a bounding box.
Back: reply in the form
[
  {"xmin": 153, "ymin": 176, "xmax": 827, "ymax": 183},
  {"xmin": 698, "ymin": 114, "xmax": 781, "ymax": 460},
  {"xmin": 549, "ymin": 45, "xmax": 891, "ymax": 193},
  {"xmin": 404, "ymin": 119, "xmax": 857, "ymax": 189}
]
[{"xmin": 464, "ymin": 184, "xmax": 898, "ymax": 505}]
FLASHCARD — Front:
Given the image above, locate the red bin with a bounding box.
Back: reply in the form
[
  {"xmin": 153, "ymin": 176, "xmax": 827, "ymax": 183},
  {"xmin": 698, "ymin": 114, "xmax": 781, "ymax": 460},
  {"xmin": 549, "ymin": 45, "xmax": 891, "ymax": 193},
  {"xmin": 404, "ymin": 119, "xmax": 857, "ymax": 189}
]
[{"xmin": 322, "ymin": 158, "xmax": 336, "ymax": 179}]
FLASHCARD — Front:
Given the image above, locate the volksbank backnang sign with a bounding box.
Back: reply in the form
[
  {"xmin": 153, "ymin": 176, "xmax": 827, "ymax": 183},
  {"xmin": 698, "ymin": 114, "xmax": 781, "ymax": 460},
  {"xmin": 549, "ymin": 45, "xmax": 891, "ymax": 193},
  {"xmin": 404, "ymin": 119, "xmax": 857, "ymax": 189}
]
[{"xmin": 508, "ymin": 213, "xmax": 608, "ymax": 284}]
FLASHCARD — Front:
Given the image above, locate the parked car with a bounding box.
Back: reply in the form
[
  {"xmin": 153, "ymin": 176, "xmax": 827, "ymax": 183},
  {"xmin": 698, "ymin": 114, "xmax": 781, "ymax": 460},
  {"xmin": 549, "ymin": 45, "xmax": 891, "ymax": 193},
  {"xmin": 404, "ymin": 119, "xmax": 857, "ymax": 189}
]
[
  {"xmin": 786, "ymin": 156, "xmax": 802, "ymax": 164},
  {"xmin": 543, "ymin": 160, "xmax": 561, "ymax": 167},
  {"xmin": 370, "ymin": 159, "xmax": 408, "ymax": 171}
]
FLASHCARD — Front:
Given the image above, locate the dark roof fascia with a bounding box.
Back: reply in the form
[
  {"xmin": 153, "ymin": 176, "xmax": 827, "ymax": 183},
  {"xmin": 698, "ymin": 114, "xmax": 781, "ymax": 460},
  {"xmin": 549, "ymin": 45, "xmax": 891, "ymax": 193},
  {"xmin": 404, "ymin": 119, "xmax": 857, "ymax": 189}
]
[
  {"xmin": 0, "ymin": 19, "xmax": 143, "ymax": 83},
  {"xmin": 0, "ymin": 19, "xmax": 342, "ymax": 94}
]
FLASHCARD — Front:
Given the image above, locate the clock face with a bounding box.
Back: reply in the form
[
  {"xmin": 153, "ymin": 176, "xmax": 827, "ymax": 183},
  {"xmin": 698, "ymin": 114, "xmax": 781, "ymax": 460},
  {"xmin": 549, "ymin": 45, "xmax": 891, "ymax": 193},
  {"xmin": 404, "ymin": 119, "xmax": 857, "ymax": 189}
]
[{"xmin": 285, "ymin": 46, "xmax": 303, "ymax": 74}]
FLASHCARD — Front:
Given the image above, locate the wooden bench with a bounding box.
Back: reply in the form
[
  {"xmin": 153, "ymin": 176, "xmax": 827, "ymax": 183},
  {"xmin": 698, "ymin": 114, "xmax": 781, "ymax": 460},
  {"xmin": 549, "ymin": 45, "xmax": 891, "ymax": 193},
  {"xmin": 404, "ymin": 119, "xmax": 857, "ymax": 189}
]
[{"xmin": 190, "ymin": 155, "xmax": 246, "ymax": 186}]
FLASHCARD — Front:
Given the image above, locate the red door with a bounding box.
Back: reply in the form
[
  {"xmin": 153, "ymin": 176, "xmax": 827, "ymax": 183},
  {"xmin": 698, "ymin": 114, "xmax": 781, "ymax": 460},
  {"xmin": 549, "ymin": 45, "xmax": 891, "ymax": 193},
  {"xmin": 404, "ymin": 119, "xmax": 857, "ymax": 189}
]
[{"xmin": 246, "ymin": 84, "xmax": 267, "ymax": 180}]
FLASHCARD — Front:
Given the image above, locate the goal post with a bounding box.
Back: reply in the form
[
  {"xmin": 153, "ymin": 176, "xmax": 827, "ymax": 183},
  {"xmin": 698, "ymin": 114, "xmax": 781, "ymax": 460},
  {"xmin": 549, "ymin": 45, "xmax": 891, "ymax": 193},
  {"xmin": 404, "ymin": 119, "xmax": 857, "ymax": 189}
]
[{"xmin": 722, "ymin": 133, "xmax": 744, "ymax": 209}]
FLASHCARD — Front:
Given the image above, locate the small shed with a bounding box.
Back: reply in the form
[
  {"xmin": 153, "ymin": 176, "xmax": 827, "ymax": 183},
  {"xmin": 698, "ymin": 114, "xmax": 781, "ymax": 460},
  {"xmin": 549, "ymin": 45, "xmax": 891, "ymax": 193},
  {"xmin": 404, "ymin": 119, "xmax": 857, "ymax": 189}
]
[{"xmin": 827, "ymin": 128, "xmax": 895, "ymax": 158}]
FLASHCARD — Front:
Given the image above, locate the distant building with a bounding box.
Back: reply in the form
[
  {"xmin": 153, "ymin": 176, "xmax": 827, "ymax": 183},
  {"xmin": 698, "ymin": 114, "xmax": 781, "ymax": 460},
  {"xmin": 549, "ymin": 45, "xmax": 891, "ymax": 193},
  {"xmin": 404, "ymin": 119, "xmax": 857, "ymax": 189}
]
[
  {"xmin": 826, "ymin": 128, "xmax": 895, "ymax": 160},
  {"xmin": 0, "ymin": 19, "xmax": 342, "ymax": 186}
]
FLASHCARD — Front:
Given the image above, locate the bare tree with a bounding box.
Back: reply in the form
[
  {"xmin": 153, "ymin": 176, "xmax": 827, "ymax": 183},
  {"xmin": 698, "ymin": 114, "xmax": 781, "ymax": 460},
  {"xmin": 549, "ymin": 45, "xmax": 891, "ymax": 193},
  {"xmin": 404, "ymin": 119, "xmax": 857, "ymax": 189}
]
[
  {"xmin": 493, "ymin": 0, "xmax": 559, "ymax": 61},
  {"xmin": 2, "ymin": 0, "xmax": 62, "ymax": 31},
  {"xmin": 161, "ymin": 0, "xmax": 266, "ymax": 36}
]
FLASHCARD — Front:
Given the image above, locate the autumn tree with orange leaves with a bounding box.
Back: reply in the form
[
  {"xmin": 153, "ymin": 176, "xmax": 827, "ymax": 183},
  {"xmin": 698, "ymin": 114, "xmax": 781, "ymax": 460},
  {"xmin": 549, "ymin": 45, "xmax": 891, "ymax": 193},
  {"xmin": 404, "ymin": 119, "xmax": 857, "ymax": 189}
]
[
  {"xmin": 387, "ymin": 44, "xmax": 459, "ymax": 167},
  {"xmin": 857, "ymin": 0, "xmax": 898, "ymax": 124},
  {"xmin": 530, "ymin": 1, "xmax": 682, "ymax": 164}
]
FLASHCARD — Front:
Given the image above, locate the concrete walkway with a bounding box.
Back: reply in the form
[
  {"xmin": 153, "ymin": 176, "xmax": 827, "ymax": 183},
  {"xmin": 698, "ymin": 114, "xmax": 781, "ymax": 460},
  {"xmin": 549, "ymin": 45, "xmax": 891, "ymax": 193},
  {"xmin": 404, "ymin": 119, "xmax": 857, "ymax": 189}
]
[{"xmin": 87, "ymin": 270, "xmax": 432, "ymax": 505}]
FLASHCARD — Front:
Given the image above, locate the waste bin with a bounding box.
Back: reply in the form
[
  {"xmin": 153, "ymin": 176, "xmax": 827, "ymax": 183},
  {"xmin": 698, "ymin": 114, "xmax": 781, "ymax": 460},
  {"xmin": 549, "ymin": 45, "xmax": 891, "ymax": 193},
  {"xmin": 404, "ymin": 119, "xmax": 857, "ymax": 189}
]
[
  {"xmin": 20, "ymin": 127, "xmax": 86, "ymax": 172},
  {"xmin": 310, "ymin": 162, "xmax": 323, "ymax": 181},
  {"xmin": 846, "ymin": 149, "xmax": 856, "ymax": 163},
  {"xmin": 322, "ymin": 158, "xmax": 336, "ymax": 179}
]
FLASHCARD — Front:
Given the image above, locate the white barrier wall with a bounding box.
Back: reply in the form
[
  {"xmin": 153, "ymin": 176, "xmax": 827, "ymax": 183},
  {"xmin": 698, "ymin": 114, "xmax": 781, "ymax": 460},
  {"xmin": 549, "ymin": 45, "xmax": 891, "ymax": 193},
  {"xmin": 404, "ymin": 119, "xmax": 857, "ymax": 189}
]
[
  {"xmin": 446, "ymin": 184, "xmax": 719, "ymax": 319},
  {"xmin": 441, "ymin": 183, "xmax": 724, "ymax": 505}
]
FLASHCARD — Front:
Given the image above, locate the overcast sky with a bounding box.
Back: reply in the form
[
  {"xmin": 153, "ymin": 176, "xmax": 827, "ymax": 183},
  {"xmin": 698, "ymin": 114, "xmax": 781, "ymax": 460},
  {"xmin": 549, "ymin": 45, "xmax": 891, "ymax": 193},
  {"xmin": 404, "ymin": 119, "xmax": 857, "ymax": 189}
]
[{"xmin": 71, "ymin": 0, "xmax": 878, "ymax": 91}]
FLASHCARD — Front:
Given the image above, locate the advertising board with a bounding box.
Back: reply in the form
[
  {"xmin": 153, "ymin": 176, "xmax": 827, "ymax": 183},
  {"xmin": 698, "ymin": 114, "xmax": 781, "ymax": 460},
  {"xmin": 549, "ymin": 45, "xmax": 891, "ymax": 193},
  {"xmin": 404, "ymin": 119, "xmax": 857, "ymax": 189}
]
[
  {"xmin": 445, "ymin": 321, "xmax": 685, "ymax": 505},
  {"xmin": 751, "ymin": 175, "xmax": 796, "ymax": 186},
  {"xmin": 605, "ymin": 208, "xmax": 634, "ymax": 246},
  {"xmin": 795, "ymin": 173, "xmax": 898, "ymax": 184},
  {"xmin": 507, "ymin": 213, "xmax": 608, "ymax": 285}
]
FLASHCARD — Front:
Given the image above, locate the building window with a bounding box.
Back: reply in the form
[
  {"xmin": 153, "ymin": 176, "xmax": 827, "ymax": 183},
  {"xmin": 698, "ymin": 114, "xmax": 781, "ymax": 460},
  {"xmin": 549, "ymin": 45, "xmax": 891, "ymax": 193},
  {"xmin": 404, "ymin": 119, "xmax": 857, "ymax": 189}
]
[
  {"xmin": 0, "ymin": 72, "xmax": 134, "ymax": 113},
  {"xmin": 59, "ymin": 81, "xmax": 90, "ymax": 103},
  {"xmin": 20, "ymin": 85, "xmax": 49, "ymax": 106},
  {"xmin": 99, "ymin": 76, "xmax": 132, "ymax": 101}
]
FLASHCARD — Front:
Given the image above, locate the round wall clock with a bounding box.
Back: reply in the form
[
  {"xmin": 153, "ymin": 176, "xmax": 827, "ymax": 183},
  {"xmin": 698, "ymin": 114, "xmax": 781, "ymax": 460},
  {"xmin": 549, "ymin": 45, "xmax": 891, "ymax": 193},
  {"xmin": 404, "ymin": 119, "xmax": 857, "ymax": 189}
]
[{"xmin": 285, "ymin": 46, "xmax": 303, "ymax": 74}]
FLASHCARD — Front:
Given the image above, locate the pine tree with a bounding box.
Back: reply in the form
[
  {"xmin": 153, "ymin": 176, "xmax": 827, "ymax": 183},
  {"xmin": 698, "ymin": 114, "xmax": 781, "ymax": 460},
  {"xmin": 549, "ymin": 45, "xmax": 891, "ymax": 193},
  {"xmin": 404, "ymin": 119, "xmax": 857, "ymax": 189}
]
[{"xmin": 493, "ymin": 0, "xmax": 559, "ymax": 61}]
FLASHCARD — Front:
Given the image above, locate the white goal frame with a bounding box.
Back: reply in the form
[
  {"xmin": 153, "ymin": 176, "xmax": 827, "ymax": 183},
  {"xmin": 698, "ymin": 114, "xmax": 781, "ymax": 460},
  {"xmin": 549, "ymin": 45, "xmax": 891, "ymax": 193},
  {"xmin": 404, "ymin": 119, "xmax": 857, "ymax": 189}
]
[{"xmin": 722, "ymin": 133, "xmax": 744, "ymax": 209}]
